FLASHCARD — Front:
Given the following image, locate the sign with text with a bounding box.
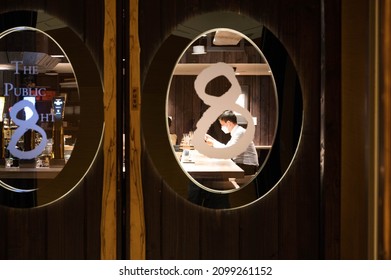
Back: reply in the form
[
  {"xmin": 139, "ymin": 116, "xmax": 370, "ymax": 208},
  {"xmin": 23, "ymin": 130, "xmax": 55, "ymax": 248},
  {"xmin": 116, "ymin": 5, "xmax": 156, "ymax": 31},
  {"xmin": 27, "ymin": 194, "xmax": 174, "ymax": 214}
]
[{"xmin": 0, "ymin": 26, "xmax": 80, "ymax": 200}]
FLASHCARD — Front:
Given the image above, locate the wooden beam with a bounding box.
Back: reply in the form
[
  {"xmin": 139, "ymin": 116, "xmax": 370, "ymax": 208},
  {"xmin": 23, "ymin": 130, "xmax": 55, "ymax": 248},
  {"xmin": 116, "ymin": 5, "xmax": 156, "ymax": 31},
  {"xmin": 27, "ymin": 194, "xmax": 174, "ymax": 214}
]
[
  {"xmin": 129, "ymin": 0, "xmax": 146, "ymax": 259},
  {"xmin": 381, "ymin": 0, "xmax": 391, "ymax": 260},
  {"xmin": 101, "ymin": 0, "xmax": 117, "ymax": 260}
]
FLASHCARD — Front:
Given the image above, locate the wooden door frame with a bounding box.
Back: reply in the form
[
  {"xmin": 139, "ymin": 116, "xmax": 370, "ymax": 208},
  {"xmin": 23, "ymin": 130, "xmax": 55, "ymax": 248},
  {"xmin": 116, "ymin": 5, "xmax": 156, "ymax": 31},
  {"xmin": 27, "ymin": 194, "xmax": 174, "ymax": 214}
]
[{"xmin": 101, "ymin": 0, "xmax": 145, "ymax": 260}]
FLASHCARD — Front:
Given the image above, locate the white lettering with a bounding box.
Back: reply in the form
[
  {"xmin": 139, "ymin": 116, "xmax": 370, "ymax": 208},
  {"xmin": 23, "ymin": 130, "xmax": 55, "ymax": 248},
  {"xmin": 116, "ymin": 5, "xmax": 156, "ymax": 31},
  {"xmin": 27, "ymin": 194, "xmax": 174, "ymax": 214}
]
[
  {"xmin": 23, "ymin": 65, "xmax": 39, "ymax": 75},
  {"xmin": 11, "ymin": 60, "xmax": 23, "ymax": 74},
  {"xmin": 21, "ymin": 87, "xmax": 30, "ymax": 96},
  {"xmin": 2, "ymin": 83, "xmax": 46, "ymax": 97},
  {"xmin": 40, "ymin": 113, "xmax": 54, "ymax": 122},
  {"xmin": 4, "ymin": 83, "xmax": 13, "ymax": 96},
  {"xmin": 37, "ymin": 88, "xmax": 46, "ymax": 96}
]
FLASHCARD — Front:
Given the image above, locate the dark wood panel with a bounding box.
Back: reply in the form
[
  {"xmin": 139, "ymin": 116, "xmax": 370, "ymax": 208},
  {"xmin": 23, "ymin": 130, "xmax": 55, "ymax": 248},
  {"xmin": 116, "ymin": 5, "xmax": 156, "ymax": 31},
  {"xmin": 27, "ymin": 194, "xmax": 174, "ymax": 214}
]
[
  {"xmin": 238, "ymin": 193, "xmax": 279, "ymax": 259},
  {"xmin": 323, "ymin": 0, "xmax": 341, "ymax": 259},
  {"xmin": 0, "ymin": 0, "xmax": 104, "ymax": 259},
  {"xmin": 5, "ymin": 209, "xmax": 47, "ymax": 259},
  {"xmin": 379, "ymin": 0, "xmax": 391, "ymax": 260},
  {"xmin": 0, "ymin": 0, "xmax": 341, "ymax": 260},
  {"xmin": 199, "ymin": 209, "xmax": 240, "ymax": 259},
  {"xmin": 46, "ymin": 187, "xmax": 87, "ymax": 259},
  {"xmin": 1, "ymin": 1, "xmax": 45, "ymax": 12},
  {"xmin": 168, "ymin": 75, "xmax": 275, "ymax": 147},
  {"xmin": 140, "ymin": 0, "xmax": 337, "ymax": 260},
  {"xmin": 161, "ymin": 184, "xmax": 202, "ymax": 259},
  {"xmin": 141, "ymin": 152, "xmax": 163, "ymax": 259}
]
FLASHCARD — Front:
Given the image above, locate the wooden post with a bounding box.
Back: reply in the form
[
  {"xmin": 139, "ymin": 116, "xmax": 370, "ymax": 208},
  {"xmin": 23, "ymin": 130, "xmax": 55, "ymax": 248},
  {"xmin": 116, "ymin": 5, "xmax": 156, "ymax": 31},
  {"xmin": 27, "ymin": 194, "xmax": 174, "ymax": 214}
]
[
  {"xmin": 381, "ymin": 0, "xmax": 391, "ymax": 260},
  {"xmin": 129, "ymin": 0, "xmax": 146, "ymax": 259},
  {"xmin": 101, "ymin": 0, "xmax": 117, "ymax": 259}
]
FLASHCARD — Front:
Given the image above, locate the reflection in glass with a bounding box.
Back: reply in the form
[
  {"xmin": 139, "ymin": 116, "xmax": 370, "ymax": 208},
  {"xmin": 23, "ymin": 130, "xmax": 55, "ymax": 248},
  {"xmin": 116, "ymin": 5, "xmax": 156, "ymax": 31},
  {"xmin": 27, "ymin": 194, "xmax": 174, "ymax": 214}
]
[
  {"xmin": 167, "ymin": 29, "xmax": 278, "ymax": 198},
  {"xmin": 0, "ymin": 11, "xmax": 103, "ymax": 209},
  {"xmin": 0, "ymin": 25, "xmax": 79, "ymax": 206}
]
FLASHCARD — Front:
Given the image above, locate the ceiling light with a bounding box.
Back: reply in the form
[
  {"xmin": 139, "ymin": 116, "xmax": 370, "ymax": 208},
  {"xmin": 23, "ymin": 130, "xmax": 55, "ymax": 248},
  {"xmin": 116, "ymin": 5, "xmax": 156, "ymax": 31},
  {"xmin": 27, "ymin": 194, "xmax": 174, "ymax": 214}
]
[
  {"xmin": 192, "ymin": 45, "xmax": 206, "ymax": 55},
  {"xmin": 213, "ymin": 30, "xmax": 243, "ymax": 46}
]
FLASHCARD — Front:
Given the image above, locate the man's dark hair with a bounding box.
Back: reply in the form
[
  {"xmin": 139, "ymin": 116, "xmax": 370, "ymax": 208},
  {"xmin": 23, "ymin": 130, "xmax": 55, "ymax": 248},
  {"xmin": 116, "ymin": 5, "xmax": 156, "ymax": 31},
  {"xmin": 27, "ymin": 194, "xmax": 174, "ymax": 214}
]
[{"xmin": 218, "ymin": 110, "xmax": 237, "ymax": 124}]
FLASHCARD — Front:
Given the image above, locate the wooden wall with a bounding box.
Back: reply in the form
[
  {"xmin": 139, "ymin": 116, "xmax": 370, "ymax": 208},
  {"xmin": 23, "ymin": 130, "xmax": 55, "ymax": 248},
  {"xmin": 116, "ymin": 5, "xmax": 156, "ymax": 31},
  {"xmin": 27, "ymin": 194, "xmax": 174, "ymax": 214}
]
[
  {"xmin": 168, "ymin": 75, "xmax": 276, "ymax": 147},
  {"xmin": 379, "ymin": 0, "xmax": 391, "ymax": 260},
  {"xmin": 140, "ymin": 0, "xmax": 340, "ymax": 259},
  {"xmin": 167, "ymin": 42, "xmax": 277, "ymax": 147},
  {"xmin": 0, "ymin": 0, "xmax": 343, "ymax": 260},
  {"xmin": 0, "ymin": 1, "xmax": 104, "ymax": 259}
]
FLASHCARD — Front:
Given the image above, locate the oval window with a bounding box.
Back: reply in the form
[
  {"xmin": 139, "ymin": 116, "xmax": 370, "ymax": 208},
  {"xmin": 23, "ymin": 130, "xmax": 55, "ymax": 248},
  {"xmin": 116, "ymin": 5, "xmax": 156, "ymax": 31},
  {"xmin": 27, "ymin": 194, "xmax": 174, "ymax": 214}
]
[
  {"xmin": 167, "ymin": 29, "xmax": 278, "ymax": 195},
  {"xmin": 142, "ymin": 12, "xmax": 303, "ymax": 209},
  {"xmin": 0, "ymin": 15, "xmax": 103, "ymax": 208}
]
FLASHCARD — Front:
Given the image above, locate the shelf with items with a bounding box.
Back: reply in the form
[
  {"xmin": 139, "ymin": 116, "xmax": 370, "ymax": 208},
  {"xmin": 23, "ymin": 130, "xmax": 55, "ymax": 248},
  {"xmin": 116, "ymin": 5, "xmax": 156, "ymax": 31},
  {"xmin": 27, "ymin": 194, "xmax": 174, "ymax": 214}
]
[{"xmin": 0, "ymin": 71, "xmax": 80, "ymax": 170}]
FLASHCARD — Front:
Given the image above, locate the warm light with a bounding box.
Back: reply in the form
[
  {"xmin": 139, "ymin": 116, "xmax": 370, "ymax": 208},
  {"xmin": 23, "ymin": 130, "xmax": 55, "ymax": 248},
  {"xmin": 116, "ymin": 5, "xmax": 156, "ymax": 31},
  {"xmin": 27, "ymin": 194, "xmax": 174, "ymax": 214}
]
[
  {"xmin": 0, "ymin": 97, "xmax": 5, "ymax": 122},
  {"xmin": 0, "ymin": 64, "xmax": 15, "ymax": 70},
  {"xmin": 235, "ymin": 93, "xmax": 246, "ymax": 108},
  {"xmin": 192, "ymin": 45, "xmax": 206, "ymax": 55}
]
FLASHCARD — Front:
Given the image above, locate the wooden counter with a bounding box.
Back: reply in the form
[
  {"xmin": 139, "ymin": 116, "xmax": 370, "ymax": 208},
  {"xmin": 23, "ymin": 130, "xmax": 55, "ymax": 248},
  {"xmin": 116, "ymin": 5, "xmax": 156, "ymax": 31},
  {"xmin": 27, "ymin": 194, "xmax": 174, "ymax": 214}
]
[
  {"xmin": 178, "ymin": 150, "xmax": 244, "ymax": 180},
  {"xmin": 0, "ymin": 167, "xmax": 62, "ymax": 179}
]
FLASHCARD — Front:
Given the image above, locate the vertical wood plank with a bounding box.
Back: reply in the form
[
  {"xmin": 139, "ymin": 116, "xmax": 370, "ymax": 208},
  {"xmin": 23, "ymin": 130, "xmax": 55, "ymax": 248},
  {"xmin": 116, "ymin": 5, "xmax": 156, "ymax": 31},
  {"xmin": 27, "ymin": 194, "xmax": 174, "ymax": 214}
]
[
  {"xmin": 0, "ymin": 1, "xmax": 104, "ymax": 260},
  {"xmin": 141, "ymin": 153, "xmax": 163, "ymax": 259},
  {"xmin": 161, "ymin": 184, "xmax": 201, "ymax": 259},
  {"xmin": 129, "ymin": 0, "xmax": 146, "ymax": 259},
  {"xmin": 138, "ymin": 0, "xmax": 328, "ymax": 260},
  {"xmin": 380, "ymin": 0, "xmax": 391, "ymax": 260},
  {"xmin": 239, "ymin": 193, "xmax": 279, "ymax": 259},
  {"xmin": 199, "ymin": 209, "xmax": 240, "ymax": 259},
  {"xmin": 101, "ymin": 0, "xmax": 117, "ymax": 259},
  {"xmin": 322, "ymin": 0, "xmax": 341, "ymax": 259}
]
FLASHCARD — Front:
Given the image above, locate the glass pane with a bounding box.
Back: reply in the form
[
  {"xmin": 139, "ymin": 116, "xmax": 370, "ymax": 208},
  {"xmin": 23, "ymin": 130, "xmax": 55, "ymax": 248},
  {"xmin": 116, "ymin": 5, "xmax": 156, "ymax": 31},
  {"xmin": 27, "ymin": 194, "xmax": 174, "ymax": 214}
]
[
  {"xmin": 0, "ymin": 12, "xmax": 104, "ymax": 208},
  {"xmin": 167, "ymin": 28, "xmax": 278, "ymax": 194}
]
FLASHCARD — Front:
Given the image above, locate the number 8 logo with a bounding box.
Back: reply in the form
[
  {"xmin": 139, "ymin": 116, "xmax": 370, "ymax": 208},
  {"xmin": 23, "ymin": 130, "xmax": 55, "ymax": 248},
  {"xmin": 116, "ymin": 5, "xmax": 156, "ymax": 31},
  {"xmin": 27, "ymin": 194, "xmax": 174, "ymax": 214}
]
[
  {"xmin": 192, "ymin": 62, "xmax": 255, "ymax": 159},
  {"xmin": 8, "ymin": 100, "xmax": 48, "ymax": 159}
]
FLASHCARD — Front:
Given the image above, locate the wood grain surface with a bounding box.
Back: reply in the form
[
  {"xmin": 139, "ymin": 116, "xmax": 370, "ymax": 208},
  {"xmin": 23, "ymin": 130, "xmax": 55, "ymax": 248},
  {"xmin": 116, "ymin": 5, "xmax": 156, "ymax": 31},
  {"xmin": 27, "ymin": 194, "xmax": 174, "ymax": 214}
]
[
  {"xmin": 101, "ymin": 0, "xmax": 117, "ymax": 259},
  {"xmin": 129, "ymin": 0, "xmax": 146, "ymax": 260}
]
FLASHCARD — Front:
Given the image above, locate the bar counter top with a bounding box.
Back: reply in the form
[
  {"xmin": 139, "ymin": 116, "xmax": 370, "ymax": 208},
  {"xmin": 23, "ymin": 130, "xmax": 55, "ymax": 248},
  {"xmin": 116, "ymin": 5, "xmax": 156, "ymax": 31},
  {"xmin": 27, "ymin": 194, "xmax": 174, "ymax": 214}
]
[{"xmin": 0, "ymin": 167, "xmax": 62, "ymax": 179}]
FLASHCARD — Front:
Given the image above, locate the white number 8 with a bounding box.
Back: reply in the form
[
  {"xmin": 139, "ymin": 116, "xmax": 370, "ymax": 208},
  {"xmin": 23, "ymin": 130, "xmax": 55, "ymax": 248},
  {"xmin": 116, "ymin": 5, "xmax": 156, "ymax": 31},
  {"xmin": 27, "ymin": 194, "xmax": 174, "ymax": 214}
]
[
  {"xmin": 192, "ymin": 62, "xmax": 255, "ymax": 159},
  {"xmin": 8, "ymin": 100, "xmax": 48, "ymax": 159}
]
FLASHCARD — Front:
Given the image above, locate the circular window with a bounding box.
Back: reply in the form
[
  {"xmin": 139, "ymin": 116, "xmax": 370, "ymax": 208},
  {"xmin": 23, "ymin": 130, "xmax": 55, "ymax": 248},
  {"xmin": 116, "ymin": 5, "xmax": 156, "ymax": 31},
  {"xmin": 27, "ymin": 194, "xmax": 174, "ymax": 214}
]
[
  {"xmin": 0, "ymin": 22, "xmax": 103, "ymax": 208},
  {"xmin": 142, "ymin": 12, "xmax": 303, "ymax": 209}
]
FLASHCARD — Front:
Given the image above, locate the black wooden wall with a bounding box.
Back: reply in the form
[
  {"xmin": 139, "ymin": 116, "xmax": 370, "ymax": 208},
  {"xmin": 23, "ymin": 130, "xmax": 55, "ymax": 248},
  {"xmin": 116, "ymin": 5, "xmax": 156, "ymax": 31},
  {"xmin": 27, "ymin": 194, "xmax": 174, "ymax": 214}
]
[
  {"xmin": 0, "ymin": 0, "xmax": 341, "ymax": 260},
  {"xmin": 0, "ymin": 0, "xmax": 104, "ymax": 259},
  {"xmin": 140, "ymin": 0, "xmax": 340, "ymax": 259}
]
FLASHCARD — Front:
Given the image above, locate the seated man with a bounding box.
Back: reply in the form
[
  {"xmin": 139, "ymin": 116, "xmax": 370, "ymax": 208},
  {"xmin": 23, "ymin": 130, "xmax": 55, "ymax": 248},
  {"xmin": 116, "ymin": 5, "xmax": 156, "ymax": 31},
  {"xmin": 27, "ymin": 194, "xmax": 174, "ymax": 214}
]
[{"xmin": 205, "ymin": 110, "xmax": 259, "ymax": 175}]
